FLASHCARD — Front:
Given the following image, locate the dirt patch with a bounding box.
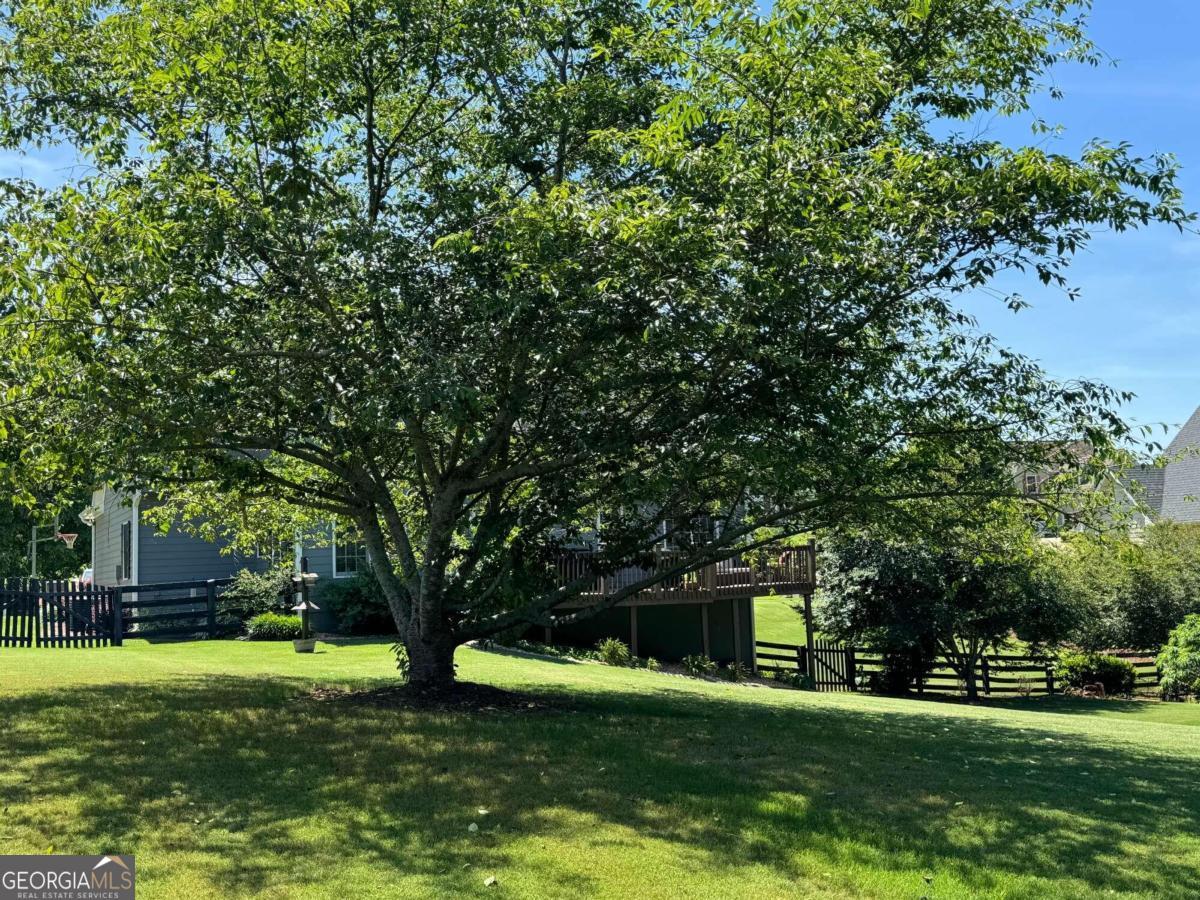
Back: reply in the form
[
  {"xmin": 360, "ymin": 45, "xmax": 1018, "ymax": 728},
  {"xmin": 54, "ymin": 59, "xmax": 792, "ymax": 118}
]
[{"xmin": 307, "ymin": 681, "xmax": 564, "ymax": 713}]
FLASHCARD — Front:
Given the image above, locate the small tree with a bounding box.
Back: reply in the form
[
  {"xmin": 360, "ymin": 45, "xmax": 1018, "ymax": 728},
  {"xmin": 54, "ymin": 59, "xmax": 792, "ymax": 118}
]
[
  {"xmin": 1158, "ymin": 615, "xmax": 1200, "ymax": 701},
  {"xmin": 818, "ymin": 534, "xmax": 1077, "ymax": 700}
]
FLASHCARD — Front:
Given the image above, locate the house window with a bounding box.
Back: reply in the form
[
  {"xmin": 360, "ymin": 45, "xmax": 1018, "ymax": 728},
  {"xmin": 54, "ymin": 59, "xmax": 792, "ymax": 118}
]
[
  {"xmin": 333, "ymin": 529, "xmax": 369, "ymax": 578},
  {"xmin": 119, "ymin": 521, "xmax": 132, "ymax": 583}
]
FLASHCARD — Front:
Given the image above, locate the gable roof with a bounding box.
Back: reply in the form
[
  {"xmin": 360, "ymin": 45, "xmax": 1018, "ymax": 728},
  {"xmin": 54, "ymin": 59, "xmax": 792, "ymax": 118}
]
[{"xmin": 1157, "ymin": 405, "xmax": 1200, "ymax": 523}]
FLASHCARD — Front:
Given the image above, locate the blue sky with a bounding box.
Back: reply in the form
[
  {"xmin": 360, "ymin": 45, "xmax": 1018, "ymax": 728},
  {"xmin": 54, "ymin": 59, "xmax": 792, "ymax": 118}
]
[
  {"xmin": 3, "ymin": 3, "xmax": 1198, "ymax": 440},
  {"xmin": 963, "ymin": 2, "xmax": 1200, "ymax": 441}
]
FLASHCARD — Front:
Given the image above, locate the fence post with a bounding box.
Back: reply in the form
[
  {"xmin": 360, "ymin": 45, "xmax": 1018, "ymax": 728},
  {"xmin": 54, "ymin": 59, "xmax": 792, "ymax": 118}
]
[
  {"xmin": 112, "ymin": 586, "xmax": 124, "ymax": 646},
  {"xmin": 981, "ymin": 655, "xmax": 991, "ymax": 696},
  {"xmin": 205, "ymin": 579, "xmax": 218, "ymax": 638},
  {"xmin": 803, "ymin": 591, "xmax": 816, "ymax": 682},
  {"xmin": 846, "ymin": 646, "xmax": 857, "ymax": 691},
  {"xmin": 1046, "ymin": 664, "xmax": 1055, "ymax": 696}
]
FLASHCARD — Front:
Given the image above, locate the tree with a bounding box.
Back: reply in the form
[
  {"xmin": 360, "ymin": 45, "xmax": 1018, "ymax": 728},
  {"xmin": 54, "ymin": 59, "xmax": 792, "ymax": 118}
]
[
  {"xmin": 1043, "ymin": 523, "xmax": 1200, "ymax": 649},
  {"xmin": 817, "ymin": 530, "xmax": 1077, "ymax": 699},
  {"xmin": 0, "ymin": 498, "xmax": 91, "ymax": 580},
  {"xmin": 0, "ymin": 0, "xmax": 1187, "ymax": 688},
  {"xmin": 1157, "ymin": 614, "xmax": 1200, "ymax": 701}
]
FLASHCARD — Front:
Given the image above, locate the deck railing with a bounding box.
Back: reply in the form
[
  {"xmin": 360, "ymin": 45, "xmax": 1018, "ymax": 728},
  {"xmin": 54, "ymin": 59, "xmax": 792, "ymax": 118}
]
[{"xmin": 553, "ymin": 542, "xmax": 815, "ymax": 607}]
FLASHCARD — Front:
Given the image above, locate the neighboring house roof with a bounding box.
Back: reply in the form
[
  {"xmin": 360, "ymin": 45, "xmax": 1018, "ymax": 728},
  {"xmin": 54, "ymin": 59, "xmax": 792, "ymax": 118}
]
[
  {"xmin": 1124, "ymin": 465, "xmax": 1165, "ymax": 516},
  {"xmin": 1157, "ymin": 405, "xmax": 1200, "ymax": 524}
]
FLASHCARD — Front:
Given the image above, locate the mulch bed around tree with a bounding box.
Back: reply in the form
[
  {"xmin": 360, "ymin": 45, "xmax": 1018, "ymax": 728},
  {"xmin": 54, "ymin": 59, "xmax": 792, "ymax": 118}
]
[{"xmin": 307, "ymin": 681, "xmax": 565, "ymax": 713}]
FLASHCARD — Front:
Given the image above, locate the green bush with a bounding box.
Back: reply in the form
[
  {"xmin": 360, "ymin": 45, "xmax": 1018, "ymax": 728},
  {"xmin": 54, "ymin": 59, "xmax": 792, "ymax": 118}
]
[
  {"xmin": 317, "ymin": 574, "xmax": 393, "ymax": 635},
  {"xmin": 595, "ymin": 637, "xmax": 632, "ymax": 667},
  {"xmin": 719, "ymin": 661, "xmax": 751, "ymax": 682},
  {"xmin": 1055, "ymin": 650, "xmax": 1135, "ymax": 696},
  {"xmin": 224, "ymin": 566, "xmax": 293, "ymax": 618},
  {"xmin": 245, "ymin": 612, "xmax": 304, "ymax": 641},
  {"xmin": 1159, "ymin": 614, "xmax": 1200, "ymax": 700},
  {"xmin": 768, "ymin": 668, "xmax": 809, "ymax": 689},
  {"xmin": 681, "ymin": 654, "xmax": 718, "ymax": 678},
  {"xmin": 872, "ymin": 647, "xmax": 934, "ymax": 695}
]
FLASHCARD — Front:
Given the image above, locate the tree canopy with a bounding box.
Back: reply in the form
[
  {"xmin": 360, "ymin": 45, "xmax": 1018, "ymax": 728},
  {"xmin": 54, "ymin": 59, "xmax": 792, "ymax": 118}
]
[
  {"xmin": 1043, "ymin": 523, "xmax": 1200, "ymax": 650},
  {"xmin": 816, "ymin": 525, "xmax": 1077, "ymax": 699},
  {"xmin": 0, "ymin": 0, "xmax": 1188, "ymax": 686}
]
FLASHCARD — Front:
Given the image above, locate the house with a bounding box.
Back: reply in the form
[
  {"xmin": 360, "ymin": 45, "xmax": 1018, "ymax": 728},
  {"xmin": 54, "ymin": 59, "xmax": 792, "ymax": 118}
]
[
  {"xmin": 81, "ymin": 486, "xmax": 368, "ymax": 601},
  {"xmin": 81, "ymin": 487, "xmax": 817, "ymax": 666},
  {"xmin": 1018, "ymin": 405, "xmax": 1200, "ymax": 532}
]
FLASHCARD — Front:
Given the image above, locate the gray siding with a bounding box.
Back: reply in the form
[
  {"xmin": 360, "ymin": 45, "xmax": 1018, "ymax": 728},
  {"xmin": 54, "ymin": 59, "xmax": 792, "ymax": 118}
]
[
  {"xmin": 300, "ymin": 527, "xmax": 336, "ymax": 583},
  {"xmin": 92, "ymin": 488, "xmax": 134, "ymax": 587},
  {"xmin": 137, "ymin": 519, "xmax": 264, "ymax": 585},
  {"xmin": 89, "ymin": 487, "xmax": 346, "ymax": 587}
]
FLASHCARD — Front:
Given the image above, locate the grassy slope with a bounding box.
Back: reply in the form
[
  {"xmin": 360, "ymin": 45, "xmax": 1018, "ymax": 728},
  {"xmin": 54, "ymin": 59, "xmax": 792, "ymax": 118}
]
[
  {"xmin": 2, "ymin": 640, "xmax": 1199, "ymax": 899},
  {"xmin": 753, "ymin": 595, "xmax": 809, "ymax": 645}
]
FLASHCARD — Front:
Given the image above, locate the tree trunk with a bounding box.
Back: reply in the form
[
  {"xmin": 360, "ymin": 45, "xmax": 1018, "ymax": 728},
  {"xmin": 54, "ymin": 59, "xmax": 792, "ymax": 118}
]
[
  {"xmin": 962, "ymin": 666, "xmax": 979, "ymax": 701},
  {"xmin": 404, "ymin": 624, "xmax": 458, "ymax": 691}
]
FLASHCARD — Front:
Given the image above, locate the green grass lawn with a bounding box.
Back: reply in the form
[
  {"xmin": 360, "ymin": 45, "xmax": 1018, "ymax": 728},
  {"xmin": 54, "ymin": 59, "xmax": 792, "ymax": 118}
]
[
  {"xmin": 754, "ymin": 594, "xmax": 809, "ymax": 645},
  {"xmin": 2, "ymin": 640, "xmax": 1200, "ymax": 899}
]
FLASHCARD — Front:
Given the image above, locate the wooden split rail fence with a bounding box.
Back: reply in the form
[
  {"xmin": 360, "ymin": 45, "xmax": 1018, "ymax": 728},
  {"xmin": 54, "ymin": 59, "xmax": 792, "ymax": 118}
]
[
  {"xmin": 756, "ymin": 640, "xmax": 1162, "ymax": 697},
  {"xmin": 114, "ymin": 578, "xmax": 240, "ymax": 641}
]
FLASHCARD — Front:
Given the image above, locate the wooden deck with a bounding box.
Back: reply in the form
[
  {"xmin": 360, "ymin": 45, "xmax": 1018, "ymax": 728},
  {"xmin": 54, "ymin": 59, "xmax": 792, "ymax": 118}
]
[{"xmin": 553, "ymin": 543, "xmax": 815, "ymax": 608}]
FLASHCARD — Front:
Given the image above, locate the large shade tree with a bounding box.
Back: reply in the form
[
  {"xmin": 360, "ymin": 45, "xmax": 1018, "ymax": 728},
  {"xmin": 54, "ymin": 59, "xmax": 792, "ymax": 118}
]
[{"xmin": 0, "ymin": 0, "xmax": 1187, "ymax": 687}]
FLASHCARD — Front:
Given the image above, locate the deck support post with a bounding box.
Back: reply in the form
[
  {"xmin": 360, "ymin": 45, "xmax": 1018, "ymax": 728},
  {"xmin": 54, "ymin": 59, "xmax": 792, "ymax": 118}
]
[
  {"xmin": 748, "ymin": 594, "xmax": 758, "ymax": 674},
  {"xmin": 732, "ymin": 599, "xmax": 742, "ymax": 669},
  {"xmin": 701, "ymin": 604, "xmax": 710, "ymax": 657},
  {"xmin": 803, "ymin": 590, "xmax": 816, "ymax": 682},
  {"xmin": 630, "ymin": 606, "xmax": 638, "ymax": 658}
]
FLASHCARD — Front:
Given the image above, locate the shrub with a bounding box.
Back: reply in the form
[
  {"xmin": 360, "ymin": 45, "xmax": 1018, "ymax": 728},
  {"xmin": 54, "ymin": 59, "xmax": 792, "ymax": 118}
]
[
  {"xmin": 317, "ymin": 574, "xmax": 393, "ymax": 635},
  {"xmin": 1159, "ymin": 614, "xmax": 1200, "ymax": 700},
  {"xmin": 1043, "ymin": 524, "xmax": 1200, "ymax": 650},
  {"xmin": 225, "ymin": 566, "xmax": 293, "ymax": 618},
  {"xmin": 245, "ymin": 612, "xmax": 304, "ymax": 641},
  {"xmin": 769, "ymin": 668, "xmax": 812, "ymax": 689},
  {"xmin": 1055, "ymin": 650, "xmax": 1135, "ymax": 696},
  {"xmin": 507, "ymin": 639, "xmax": 599, "ymax": 661},
  {"xmin": 872, "ymin": 647, "xmax": 934, "ymax": 695},
  {"xmin": 595, "ymin": 637, "xmax": 632, "ymax": 667},
  {"xmin": 642, "ymin": 657, "xmax": 661, "ymax": 672},
  {"xmin": 681, "ymin": 654, "xmax": 718, "ymax": 678},
  {"xmin": 719, "ymin": 661, "xmax": 751, "ymax": 682}
]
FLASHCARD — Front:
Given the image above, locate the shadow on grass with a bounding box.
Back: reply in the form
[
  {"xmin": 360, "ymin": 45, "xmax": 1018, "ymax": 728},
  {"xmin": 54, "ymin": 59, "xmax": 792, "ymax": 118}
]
[
  {"xmin": 1, "ymin": 674, "xmax": 1198, "ymax": 897},
  {"xmin": 984, "ymin": 695, "xmax": 1200, "ymax": 722}
]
